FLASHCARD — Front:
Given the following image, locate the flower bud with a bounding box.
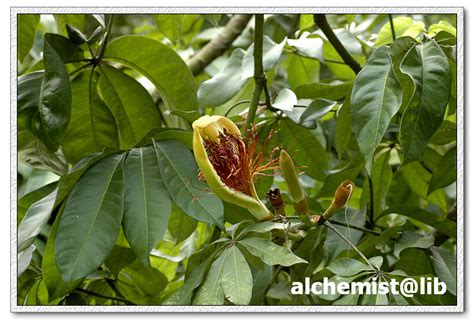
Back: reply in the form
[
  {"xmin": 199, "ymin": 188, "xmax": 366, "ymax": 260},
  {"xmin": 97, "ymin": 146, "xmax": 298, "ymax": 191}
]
[
  {"xmin": 323, "ymin": 180, "xmax": 354, "ymax": 219},
  {"xmin": 279, "ymin": 150, "xmax": 308, "ymax": 216}
]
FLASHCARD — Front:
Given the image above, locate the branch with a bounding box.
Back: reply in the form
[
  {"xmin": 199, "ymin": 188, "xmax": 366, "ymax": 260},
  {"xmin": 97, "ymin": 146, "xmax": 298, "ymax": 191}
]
[
  {"xmin": 368, "ymin": 177, "xmax": 375, "ymax": 229},
  {"xmin": 246, "ymin": 14, "xmax": 265, "ymax": 131},
  {"xmin": 76, "ymin": 288, "xmax": 135, "ymax": 305},
  {"xmin": 187, "ymin": 14, "xmax": 252, "ymax": 76},
  {"xmin": 389, "ymin": 14, "xmax": 396, "ymax": 42},
  {"xmin": 313, "ymin": 14, "xmax": 362, "ymax": 74}
]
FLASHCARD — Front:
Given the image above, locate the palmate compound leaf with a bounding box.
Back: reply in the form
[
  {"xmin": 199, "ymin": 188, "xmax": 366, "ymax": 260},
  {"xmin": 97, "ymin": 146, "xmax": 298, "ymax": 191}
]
[
  {"xmin": 399, "ymin": 40, "xmax": 451, "ymax": 164},
  {"xmin": 351, "ymin": 46, "xmax": 402, "ymax": 174},
  {"xmin": 153, "ymin": 139, "xmax": 224, "ymax": 229},
  {"xmin": 123, "ymin": 147, "xmax": 172, "ymax": 266},
  {"xmin": 55, "ymin": 154, "xmax": 125, "ymax": 284}
]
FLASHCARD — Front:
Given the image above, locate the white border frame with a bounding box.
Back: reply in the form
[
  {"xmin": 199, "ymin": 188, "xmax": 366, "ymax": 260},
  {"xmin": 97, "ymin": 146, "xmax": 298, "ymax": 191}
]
[{"xmin": 10, "ymin": 7, "xmax": 464, "ymax": 313}]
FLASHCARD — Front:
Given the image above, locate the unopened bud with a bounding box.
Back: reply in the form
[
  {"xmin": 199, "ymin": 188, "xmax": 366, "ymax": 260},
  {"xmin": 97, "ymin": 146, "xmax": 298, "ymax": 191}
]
[
  {"xmin": 279, "ymin": 150, "xmax": 308, "ymax": 217},
  {"xmin": 323, "ymin": 180, "xmax": 354, "ymax": 219}
]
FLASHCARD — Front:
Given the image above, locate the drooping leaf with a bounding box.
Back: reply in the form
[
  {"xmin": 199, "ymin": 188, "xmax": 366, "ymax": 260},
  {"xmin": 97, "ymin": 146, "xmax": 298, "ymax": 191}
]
[
  {"xmin": 375, "ymin": 17, "xmax": 424, "ymax": 46},
  {"xmin": 429, "ymin": 147, "xmax": 456, "ymax": 194},
  {"xmin": 98, "ymin": 64, "xmax": 161, "ymax": 149},
  {"xmin": 44, "ymin": 33, "xmax": 84, "ymax": 63},
  {"xmin": 18, "ymin": 14, "xmax": 40, "ymax": 62},
  {"xmin": 272, "ymin": 88, "xmax": 297, "ymax": 111},
  {"xmin": 55, "ymin": 154, "xmax": 125, "ymax": 284},
  {"xmin": 351, "ymin": 46, "xmax": 402, "ymax": 173},
  {"xmin": 154, "ymin": 140, "xmax": 224, "ymax": 228},
  {"xmin": 18, "ymin": 188, "xmax": 57, "ymax": 252},
  {"xmin": 61, "ymin": 69, "xmax": 119, "ymax": 164},
  {"xmin": 287, "ymin": 54, "xmax": 320, "ymax": 89},
  {"xmin": 241, "ymin": 36, "xmax": 286, "ymax": 79},
  {"xmin": 221, "ymin": 245, "xmax": 253, "ymax": 305},
  {"xmin": 104, "ymin": 36, "xmax": 199, "ymax": 122},
  {"xmin": 239, "ymin": 237, "xmax": 307, "ymax": 266},
  {"xmin": 294, "ymin": 81, "xmax": 352, "ymax": 101},
  {"xmin": 279, "ymin": 119, "xmax": 327, "ymax": 180},
  {"xmin": 193, "ymin": 251, "xmax": 227, "ymax": 305},
  {"xmin": 393, "ymin": 230, "xmax": 434, "ymax": 258},
  {"xmin": 23, "ymin": 34, "xmax": 72, "ymax": 152},
  {"xmin": 399, "ymin": 40, "xmax": 451, "ymax": 164},
  {"xmin": 198, "ymin": 49, "xmax": 246, "ymax": 107},
  {"xmin": 327, "ymin": 258, "xmax": 373, "ymax": 277},
  {"xmin": 430, "ymin": 247, "xmax": 456, "ymax": 295},
  {"xmin": 155, "ymin": 14, "xmax": 185, "ymax": 45},
  {"xmin": 379, "ymin": 205, "xmax": 456, "ymax": 238},
  {"xmin": 18, "ymin": 245, "xmax": 36, "ymax": 277},
  {"xmin": 18, "ymin": 181, "xmax": 58, "ymax": 224},
  {"xmin": 123, "ymin": 147, "xmax": 172, "ymax": 266},
  {"xmin": 334, "ymin": 95, "xmax": 352, "ymax": 158},
  {"xmin": 167, "ymin": 204, "xmax": 197, "ymax": 243}
]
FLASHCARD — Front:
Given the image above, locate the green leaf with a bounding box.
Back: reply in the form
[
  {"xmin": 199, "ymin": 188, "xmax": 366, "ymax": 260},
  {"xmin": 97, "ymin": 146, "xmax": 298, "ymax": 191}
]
[
  {"xmin": 428, "ymin": 21, "xmax": 456, "ymax": 37},
  {"xmin": 429, "ymin": 120, "xmax": 456, "ymax": 145},
  {"xmin": 154, "ymin": 140, "xmax": 224, "ymax": 228},
  {"xmin": 430, "ymin": 247, "xmax": 456, "ymax": 295},
  {"xmin": 279, "ymin": 119, "xmax": 327, "ymax": 180},
  {"xmin": 54, "ymin": 15, "xmax": 85, "ymax": 36},
  {"xmin": 394, "ymin": 248, "xmax": 434, "ymax": 276},
  {"xmin": 375, "ymin": 17, "xmax": 424, "ymax": 46},
  {"xmin": 104, "ymin": 245, "xmax": 136, "ymax": 278},
  {"xmin": 221, "ymin": 245, "xmax": 253, "ymax": 305},
  {"xmin": 287, "ymin": 54, "xmax": 320, "ymax": 89},
  {"xmin": 239, "ymin": 237, "xmax": 307, "ymax": 266},
  {"xmin": 104, "ymin": 35, "xmax": 199, "ymax": 122},
  {"xmin": 317, "ymin": 155, "xmax": 364, "ymax": 198},
  {"xmin": 379, "ymin": 205, "xmax": 456, "ymax": 238},
  {"xmin": 123, "ymin": 147, "xmax": 172, "ymax": 266},
  {"xmin": 399, "ymin": 40, "xmax": 451, "ymax": 164},
  {"xmin": 203, "ymin": 14, "xmax": 222, "ymax": 27},
  {"xmin": 198, "ymin": 49, "xmax": 246, "ymax": 107},
  {"xmin": 241, "ymin": 36, "xmax": 286, "ymax": 79},
  {"xmin": 287, "ymin": 99, "xmax": 338, "ymax": 129},
  {"xmin": 55, "ymin": 154, "xmax": 125, "ymax": 283},
  {"xmin": 18, "ymin": 188, "xmax": 57, "ymax": 252},
  {"xmin": 98, "ymin": 64, "xmax": 162, "ymax": 149},
  {"xmin": 193, "ymin": 252, "xmax": 227, "ymax": 305},
  {"xmin": 393, "ymin": 230, "xmax": 434, "ymax": 258},
  {"xmin": 155, "ymin": 14, "xmax": 185, "ymax": 45},
  {"xmin": 18, "ymin": 14, "xmax": 40, "ymax": 62},
  {"xmin": 294, "ymin": 81, "xmax": 352, "ymax": 101},
  {"xmin": 429, "ymin": 147, "xmax": 456, "ymax": 194},
  {"xmin": 167, "ymin": 204, "xmax": 197, "ymax": 243},
  {"xmin": 327, "ymin": 258, "xmax": 373, "ymax": 277},
  {"xmin": 61, "ymin": 69, "xmax": 119, "ymax": 164},
  {"xmin": 351, "ymin": 46, "xmax": 402, "ymax": 173}
]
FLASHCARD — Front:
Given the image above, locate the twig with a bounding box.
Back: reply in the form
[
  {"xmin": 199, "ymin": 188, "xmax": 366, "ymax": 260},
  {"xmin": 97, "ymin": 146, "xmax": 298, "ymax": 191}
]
[
  {"xmin": 313, "ymin": 14, "xmax": 362, "ymax": 74},
  {"xmin": 368, "ymin": 177, "xmax": 375, "ymax": 229},
  {"xmin": 389, "ymin": 15, "xmax": 396, "ymax": 42},
  {"xmin": 246, "ymin": 14, "xmax": 265, "ymax": 131},
  {"xmin": 187, "ymin": 15, "xmax": 252, "ymax": 76},
  {"xmin": 97, "ymin": 15, "xmax": 114, "ymax": 62},
  {"xmin": 329, "ymin": 219, "xmax": 380, "ymax": 236},
  {"xmin": 76, "ymin": 288, "xmax": 135, "ymax": 305},
  {"xmin": 323, "ymin": 220, "xmax": 379, "ymax": 271},
  {"xmin": 105, "ymin": 278, "xmax": 130, "ymax": 304}
]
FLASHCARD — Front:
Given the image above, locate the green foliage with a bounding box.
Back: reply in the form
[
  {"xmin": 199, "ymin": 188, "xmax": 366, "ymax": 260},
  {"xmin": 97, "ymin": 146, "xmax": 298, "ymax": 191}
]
[{"xmin": 17, "ymin": 13, "xmax": 458, "ymax": 307}]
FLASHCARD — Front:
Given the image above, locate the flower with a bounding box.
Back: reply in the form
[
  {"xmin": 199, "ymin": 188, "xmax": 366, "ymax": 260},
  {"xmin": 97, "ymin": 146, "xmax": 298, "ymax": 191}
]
[
  {"xmin": 192, "ymin": 115, "xmax": 278, "ymax": 220},
  {"xmin": 323, "ymin": 180, "xmax": 354, "ymax": 218}
]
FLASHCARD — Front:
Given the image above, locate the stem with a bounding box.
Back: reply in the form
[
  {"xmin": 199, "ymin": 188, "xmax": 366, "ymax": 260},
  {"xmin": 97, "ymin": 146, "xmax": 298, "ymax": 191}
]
[
  {"xmin": 187, "ymin": 15, "xmax": 252, "ymax": 75},
  {"xmin": 323, "ymin": 220, "xmax": 379, "ymax": 271},
  {"xmin": 246, "ymin": 14, "xmax": 265, "ymax": 131},
  {"xmin": 329, "ymin": 219, "xmax": 380, "ymax": 236},
  {"xmin": 313, "ymin": 14, "xmax": 362, "ymax": 74},
  {"xmin": 389, "ymin": 15, "xmax": 396, "ymax": 41},
  {"xmin": 368, "ymin": 177, "xmax": 375, "ymax": 229},
  {"xmin": 97, "ymin": 14, "xmax": 114, "ymax": 62},
  {"xmin": 224, "ymin": 100, "xmax": 251, "ymax": 117},
  {"xmin": 76, "ymin": 288, "xmax": 135, "ymax": 305},
  {"xmin": 105, "ymin": 278, "xmax": 129, "ymax": 303},
  {"xmin": 68, "ymin": 62, "xmax": 92, "ymax": 76}
]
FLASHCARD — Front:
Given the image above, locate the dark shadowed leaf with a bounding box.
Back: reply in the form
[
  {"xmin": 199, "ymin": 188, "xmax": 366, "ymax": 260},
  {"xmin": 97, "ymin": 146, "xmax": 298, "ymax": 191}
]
[
  {"xmin": 429, "ymin": 147, "xmax": 456, "ymax": 194},
  {"xmin": 55, "ymin": 154, "xmax": 125, "ymax": 284},
  {"xmin": 154, "ymin": 140, "xmax": 224, "ymax": 228},
  {"xmin": 123, "ymin": 147, "xmax": 172, "ymax": 266}
]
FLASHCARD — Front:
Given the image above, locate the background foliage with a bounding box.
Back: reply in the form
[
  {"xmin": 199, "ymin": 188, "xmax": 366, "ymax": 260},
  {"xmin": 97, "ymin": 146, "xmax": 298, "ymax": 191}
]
[{"xmin": 17, "ymin": 13, "xmax": 457, "ymax": 306}]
